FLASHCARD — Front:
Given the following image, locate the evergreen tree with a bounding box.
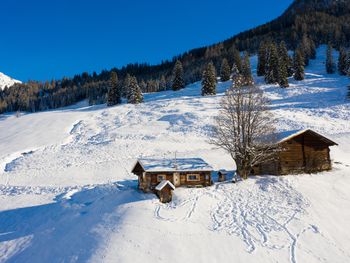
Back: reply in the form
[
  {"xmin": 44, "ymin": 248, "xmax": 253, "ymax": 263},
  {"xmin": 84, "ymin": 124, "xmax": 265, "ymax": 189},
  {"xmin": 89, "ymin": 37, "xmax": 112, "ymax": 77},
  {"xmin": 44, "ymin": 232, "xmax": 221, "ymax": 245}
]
[
  {"xmin": 201, "ymin": 62, "xmax": 217, "ymax": 96},
  {"xmin": 128, "ymin": 76, "xmax": 143, "ymax": 104},
  {"xmin": 231, "ymin": 63, "xmax": 240, "ymax": 81},
  {"xmin": 123, "ymin": 74, "xmax": 132, "ymax": 99},
  {"xmin": 107, "ymin": 71, "xmax": 121, "ymax": 106},
  {"xmin": 294, "ymin": 49, "xmax": 305, "ymax": 81},
  {"xmin": 220, "ymin": 58, "xmax": 231, "ymax": 82},
  {"xmin": 265, "ymin": 42, "xmax": 279, "ymax": 84},
  {"xmin": 172, "ymin": 60, "xmax": 185, "ymax": 91},
  {"xmin": 338, "ymin": 47, "xmax": 348, "ymax": 75},
  {"xmin": 257, "ymin": 41, "xmax": 267, "ymax": 76},
  {"xmin": 232, "ymin": 48, "xmax": 243, "ymax": 73},
  {"xmin": 278, "ymin": 41, "xmax": 290, "ymax": 87},
  {"xmin": 159, "ymin": 75, "xmax": 167, "ymax": 91},
  {"xmin": 278, "ymin": 58, "xmax": 289, "ymax": 88},
  {"xmin": 242, "ymin": 52, "xmax": 254, "ymax": 86},
  {"xmin": 326, "ymin": 43, "xmax": 335, "ymax": 74}
]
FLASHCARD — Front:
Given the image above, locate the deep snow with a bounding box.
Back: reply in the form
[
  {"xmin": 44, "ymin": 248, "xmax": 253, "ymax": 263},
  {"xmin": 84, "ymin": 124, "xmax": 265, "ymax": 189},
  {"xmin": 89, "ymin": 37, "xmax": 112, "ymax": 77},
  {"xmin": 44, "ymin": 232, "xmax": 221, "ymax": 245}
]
[{"xmin": 0, "ymin": 46, "xmax": 350, "ymax": 263}]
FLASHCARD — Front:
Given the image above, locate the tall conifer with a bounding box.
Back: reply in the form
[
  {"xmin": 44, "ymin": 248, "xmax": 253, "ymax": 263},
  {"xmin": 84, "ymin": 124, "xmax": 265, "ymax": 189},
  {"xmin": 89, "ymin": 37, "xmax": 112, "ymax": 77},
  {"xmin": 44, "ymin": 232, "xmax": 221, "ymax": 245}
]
[
  {"xmin": 107, "ymin": 71, "xmax": 121, "ymax": 106},
  {"xmin": 128, "ymin": 76, "xmax": 143, "ymax": 104},
  {"xmin": 220, "ymin": 58, "xmax": 231, "ymax": 82},
  {"xmin": 294, "ymin": 49, "xmax": 305, "ymax": 81},
  {"xmin": 265, "ymin": 43, "xmax": 279, "ymax": 84},
  {"xmin": 338, "ymin": 47, "xmax": 347, "ymax": 75},
  {"xmin": 172, "ymin": 60, "xmax": 185, "ymax": 91},
  {"xmin": 242, "ymin": 52, "xmax": 254, "ymax": 86},
  {"xmin": 257, "ymin": 42, "xmax": 267, "ymax": 77},
  {"xmin": 202, "ymin": 62, "xmax": 217, "ymax": 96}
]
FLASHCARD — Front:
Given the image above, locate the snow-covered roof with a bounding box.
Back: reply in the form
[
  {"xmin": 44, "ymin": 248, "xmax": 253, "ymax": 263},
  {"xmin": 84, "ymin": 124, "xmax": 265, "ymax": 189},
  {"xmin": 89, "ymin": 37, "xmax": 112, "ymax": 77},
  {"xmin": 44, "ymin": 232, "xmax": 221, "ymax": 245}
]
[
  {"xmin": 276, "ymin": 129, "xmax": 338, "ymax": 145},
  {"xmin": 155, "ymin": 180, "xmax": 175, "ymax": 191},
  {"xmin": 135, "ymin": 158, "xmax": 213, "ymax": 172}
]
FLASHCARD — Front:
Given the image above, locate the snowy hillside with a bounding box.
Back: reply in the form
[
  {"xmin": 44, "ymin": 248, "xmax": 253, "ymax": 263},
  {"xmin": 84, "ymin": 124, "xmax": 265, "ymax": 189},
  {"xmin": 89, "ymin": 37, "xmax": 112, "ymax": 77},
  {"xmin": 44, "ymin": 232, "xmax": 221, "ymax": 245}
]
[
  {"xmin": 0, "ymin": 46, "xmax": 350, "ymax": 263},
  {"xmin": 0, "ymin": 72, "xmax": 21, "ymax": 90}
]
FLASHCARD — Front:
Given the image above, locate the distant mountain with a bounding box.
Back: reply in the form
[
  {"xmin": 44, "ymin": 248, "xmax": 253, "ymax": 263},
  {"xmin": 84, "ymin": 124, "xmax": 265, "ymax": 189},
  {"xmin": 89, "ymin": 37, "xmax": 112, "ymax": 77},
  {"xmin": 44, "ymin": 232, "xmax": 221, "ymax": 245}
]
[{"xmin": 0, "ymin": 72, "xmax": 21, "ymax": 90}]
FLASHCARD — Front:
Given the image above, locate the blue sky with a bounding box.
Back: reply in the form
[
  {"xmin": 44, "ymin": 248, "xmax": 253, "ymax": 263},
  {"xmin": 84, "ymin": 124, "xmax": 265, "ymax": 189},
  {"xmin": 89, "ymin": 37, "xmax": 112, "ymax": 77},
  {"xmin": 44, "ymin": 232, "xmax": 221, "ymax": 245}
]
[{"xmin": 0, "ymin": 0, "xmax": 293, "ymax": 81}]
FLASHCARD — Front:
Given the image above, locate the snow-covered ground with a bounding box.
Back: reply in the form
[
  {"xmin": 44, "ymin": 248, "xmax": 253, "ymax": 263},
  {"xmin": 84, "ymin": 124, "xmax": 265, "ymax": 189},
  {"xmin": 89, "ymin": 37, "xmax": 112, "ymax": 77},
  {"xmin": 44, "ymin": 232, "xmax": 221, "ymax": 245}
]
[
  {"xmin": 0, "ymin": 72, "xmax": 21, "ymax": 90},
  {"xmin": 0, "ymin": 46, "xmax": 350, "ymax": 263}
]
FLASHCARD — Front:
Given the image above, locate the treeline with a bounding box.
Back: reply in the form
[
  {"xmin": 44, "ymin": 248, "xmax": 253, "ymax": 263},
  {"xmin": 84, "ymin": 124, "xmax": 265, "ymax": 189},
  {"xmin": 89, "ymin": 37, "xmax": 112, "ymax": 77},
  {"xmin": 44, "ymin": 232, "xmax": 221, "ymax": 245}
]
[{"xmin": 1, "ymin": 0, "xmax": 350, "ymax": 113}]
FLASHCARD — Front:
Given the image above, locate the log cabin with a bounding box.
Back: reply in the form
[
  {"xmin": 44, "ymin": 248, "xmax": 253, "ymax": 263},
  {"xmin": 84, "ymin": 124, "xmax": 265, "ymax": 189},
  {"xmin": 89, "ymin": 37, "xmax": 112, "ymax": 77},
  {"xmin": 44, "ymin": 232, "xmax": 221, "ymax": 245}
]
[
  {"xmin": 131, "ymin": 158, "xmax": 213, "ymax": 192},
  {"xmin": 254, "ymin": 129, "xmax": 338, "ymax": 175}
]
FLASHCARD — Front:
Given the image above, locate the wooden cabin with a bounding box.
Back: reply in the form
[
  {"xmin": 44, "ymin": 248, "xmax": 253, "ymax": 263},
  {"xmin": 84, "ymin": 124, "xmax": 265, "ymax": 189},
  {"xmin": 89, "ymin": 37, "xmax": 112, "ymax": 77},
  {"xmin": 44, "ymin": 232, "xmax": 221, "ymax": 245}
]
[
  {"xmin": 218, "ymin": 170, "xmax": 228, "ymax": 182},
  {"xmin": 155, "ymin": 180, "xmax": 175, "ymax": 203},
  {"xmin": 131, "ymin": 158, "xmax": 213, "ymax": 192},
  {"xmin": 254, "ymin": 129, "xmax": 338, "ymax": 175}
]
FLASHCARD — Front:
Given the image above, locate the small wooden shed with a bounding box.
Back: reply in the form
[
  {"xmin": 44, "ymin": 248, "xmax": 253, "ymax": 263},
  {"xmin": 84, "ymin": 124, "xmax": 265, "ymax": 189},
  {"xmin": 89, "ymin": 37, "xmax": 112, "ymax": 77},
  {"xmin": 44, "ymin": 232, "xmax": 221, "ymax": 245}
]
[
  {"xmin": 254, "ymin": 129, "xmax": 338, "ymax": 175},
  {"xmin": 155, "ymin": 180, "xmax": 175, "ymax": 203},
  {"xmin": 218, "ymin": 170, "xmax": 228, "ymax": 182}
]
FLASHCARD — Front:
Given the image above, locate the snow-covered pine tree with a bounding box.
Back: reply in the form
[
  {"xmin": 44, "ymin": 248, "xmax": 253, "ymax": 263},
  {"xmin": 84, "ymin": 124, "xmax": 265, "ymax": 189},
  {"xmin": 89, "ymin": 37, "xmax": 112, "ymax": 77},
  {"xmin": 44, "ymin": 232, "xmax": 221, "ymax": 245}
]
[
  {"xmin": 257, "ymin": 41, "xmax": 267, "ymax": 76},
  {"xmin": 159, "ymin": 75, "xmax": 167, "ymax": 91},
  {"xmin": 231, "ymin": 63, "xmax": 240, "ymax": 83},
  {"xmin": 242, "ymin": 52, "xmax": 254, "ymax": 86},
  {"xmin": 278, "ymin": 58, "xmax": 289, "ymax": 88},
  {"xmin": 172, "ymin": 60, "xmax": 185, "ymax": 91},
  {"xmin": 338, "ymin": 47, "xmax": 348, "ymax": 75},
  {"xmin": 128, "ymin": 76, "xmax": 144, "ymax": 104},
  {"xmin": 265, "ymin": 42, "xmax": 279, "ymax": 84},
  {"xmin": 202, "ymin": 62, "xmax": 217, "ymax": 96},
  {"xmin": 294, "ymin": 49, "xmax": 305, "ymax": 81},
  {"xmin": 220, "ymin": 58, "xmax": 231, "ymax": 82},
  {"xmin": 107, "ymin": 71, "xmax": 121, "ymax": 106},
  {"xmin": 232, "ymin": 48, "xmax": 243, "ymax": 73},
  {"xmin": 123, "ymin": 74, "xmax": 132, "ymax": 99},
  {"xmin": 326, "ymin": 43, "xmax": 335, "ymax": 74},
  {"xmin": 278, "ymin": 41, "xmax": 289, "ymax": 87}
]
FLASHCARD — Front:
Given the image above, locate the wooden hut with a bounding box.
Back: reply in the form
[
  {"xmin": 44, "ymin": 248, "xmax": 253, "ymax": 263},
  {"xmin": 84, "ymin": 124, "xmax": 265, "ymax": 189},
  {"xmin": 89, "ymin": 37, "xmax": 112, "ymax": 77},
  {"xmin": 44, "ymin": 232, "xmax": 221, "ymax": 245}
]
[
  {"xmin": 131, "ymin": 158, "xmax": 213, "ymax": 192},
  {"xmin": 254, "ymin": 129, "xmax": 338, "ymax": 175},
  {"xmin": 218, "ymin": 170, "xmax": 228, "ymax": 182},
  {"xmin": 155, "ymin": 180, "xmax": 175, "ymax": 203}
]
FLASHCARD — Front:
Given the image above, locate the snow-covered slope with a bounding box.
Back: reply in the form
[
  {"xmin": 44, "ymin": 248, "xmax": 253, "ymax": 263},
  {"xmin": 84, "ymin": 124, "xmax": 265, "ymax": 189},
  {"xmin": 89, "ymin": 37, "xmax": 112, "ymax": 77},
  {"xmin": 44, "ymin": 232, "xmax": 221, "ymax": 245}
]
[
  {"xmin": 0, "ymin": 72, "xmax": 21, "ymax": 90},
  {"xmin": 0, "ymin": 46, "xmax": 350, "ymax": 263}
]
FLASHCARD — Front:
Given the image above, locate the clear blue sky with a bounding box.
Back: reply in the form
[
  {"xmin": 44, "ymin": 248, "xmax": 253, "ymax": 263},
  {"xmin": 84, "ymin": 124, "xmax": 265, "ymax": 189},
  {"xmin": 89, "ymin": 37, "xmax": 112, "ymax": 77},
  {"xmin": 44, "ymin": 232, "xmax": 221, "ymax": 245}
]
[{"xmin": 0, "ymin": 0, "xmax": 293, "ymax": 81}]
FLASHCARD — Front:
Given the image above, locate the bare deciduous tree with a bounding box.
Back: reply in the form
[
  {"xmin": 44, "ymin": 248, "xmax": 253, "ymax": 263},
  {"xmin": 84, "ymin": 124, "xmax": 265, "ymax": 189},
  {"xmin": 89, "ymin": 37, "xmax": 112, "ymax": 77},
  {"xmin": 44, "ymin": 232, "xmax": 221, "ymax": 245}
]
[{"xmin": 210, "ymin": 84, "xmax": 279, "ymax": 179}]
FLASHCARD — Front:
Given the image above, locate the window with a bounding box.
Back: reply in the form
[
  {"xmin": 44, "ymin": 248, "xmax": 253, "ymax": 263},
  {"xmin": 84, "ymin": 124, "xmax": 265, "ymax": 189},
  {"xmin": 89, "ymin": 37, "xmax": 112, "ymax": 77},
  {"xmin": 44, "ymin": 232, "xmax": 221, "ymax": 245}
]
[
  {"xmin": 157, "ymin": 174, "xmax": 166, "ymax": 182},
  {"xmin": 187, "ymin": 174, "xmax": 200, "ymax": 181}
]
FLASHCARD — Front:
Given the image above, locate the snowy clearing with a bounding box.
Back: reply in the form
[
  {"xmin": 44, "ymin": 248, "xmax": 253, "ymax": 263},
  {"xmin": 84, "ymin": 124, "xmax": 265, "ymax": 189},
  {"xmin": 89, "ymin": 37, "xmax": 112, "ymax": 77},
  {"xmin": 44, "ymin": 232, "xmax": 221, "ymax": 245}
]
[{"xmin": 0, "ymin": 46, "xmax": 350, "ymax": 263}]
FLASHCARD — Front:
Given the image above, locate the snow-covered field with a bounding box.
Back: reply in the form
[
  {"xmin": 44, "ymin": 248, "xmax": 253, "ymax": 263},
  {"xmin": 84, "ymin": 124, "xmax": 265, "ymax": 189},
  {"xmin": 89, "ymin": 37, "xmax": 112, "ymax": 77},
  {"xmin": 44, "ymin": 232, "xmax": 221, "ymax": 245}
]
[{"xmin": 1, "ymin": 46, "xmax": 350, "ymax": 263}]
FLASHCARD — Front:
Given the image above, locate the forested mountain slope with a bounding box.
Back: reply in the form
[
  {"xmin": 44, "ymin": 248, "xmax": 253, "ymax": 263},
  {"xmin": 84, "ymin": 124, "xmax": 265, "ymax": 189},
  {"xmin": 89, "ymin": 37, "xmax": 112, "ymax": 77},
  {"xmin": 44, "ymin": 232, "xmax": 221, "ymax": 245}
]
[{"xmin": 1, "ymin": 0, "xmax": 349, "ymax": 114}]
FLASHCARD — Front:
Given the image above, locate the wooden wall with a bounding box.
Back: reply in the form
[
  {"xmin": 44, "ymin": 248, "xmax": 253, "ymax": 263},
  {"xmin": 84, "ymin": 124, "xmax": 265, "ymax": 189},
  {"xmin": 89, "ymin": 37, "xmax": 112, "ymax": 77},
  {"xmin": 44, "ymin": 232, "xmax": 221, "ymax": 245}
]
[
  {"xmin": 256, "ymin": 132, "xmax": 332, "ymax": 175},
  {"xmin": 139, "ymin": 171, "xmax": 212, "ymax": 191}
]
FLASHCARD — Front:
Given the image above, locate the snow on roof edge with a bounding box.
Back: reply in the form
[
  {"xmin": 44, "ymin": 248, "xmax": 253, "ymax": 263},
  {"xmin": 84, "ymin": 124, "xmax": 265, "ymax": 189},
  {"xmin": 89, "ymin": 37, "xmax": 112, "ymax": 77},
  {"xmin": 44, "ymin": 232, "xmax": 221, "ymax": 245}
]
[
  {"xmin": 155, "ymin": 180, "xmax": 175, "ymax": 191},
  {"xmin": 278, "ymin": 129, "xmax": 338, "ymax": 145}
]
